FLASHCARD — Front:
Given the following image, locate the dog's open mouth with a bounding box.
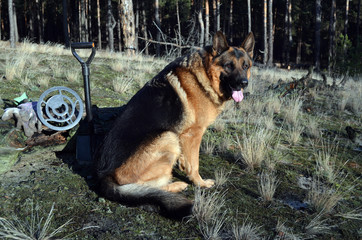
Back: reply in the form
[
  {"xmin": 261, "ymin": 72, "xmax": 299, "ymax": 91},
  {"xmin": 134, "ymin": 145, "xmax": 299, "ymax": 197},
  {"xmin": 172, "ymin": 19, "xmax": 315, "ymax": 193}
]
[{"xmin": 231, "ymin": 88, "xmax": 244, "ymax": 102}]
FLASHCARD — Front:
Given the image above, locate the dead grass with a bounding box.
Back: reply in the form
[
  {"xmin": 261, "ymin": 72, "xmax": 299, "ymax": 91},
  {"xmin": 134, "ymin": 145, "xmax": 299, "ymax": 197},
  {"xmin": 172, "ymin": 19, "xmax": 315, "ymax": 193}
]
[
  {"xmin": 214, "ymin": 168, "xmax": 232, "ymax": 189},
  {"xmin": 0, "ymin": 201, "xmax": 97, "ymax": 240},
  {"xmin": 258, "ymin": 171, "xmax": 279, "ymax": 202},
  {"xmin": 285, "ymin": 123, "xmax": 304, "ymax": 146},
  {"xmin": 235, "ymin": 125, "xmax": 274, "ymax": 171},
  {"xmin": 306, "ymin": 178, "xmax": 342, "ymax": 213},
  {"xmin": 282, "ymin": 96, "xmax": 303, "ymax": 127},
  {"xmin": 231, "ymin": 217, "xmax": 262, "ymax": 240},
  {"xmin": 112, "ymin": 76, "xmax": 133, "ymax": 94},
  {"xmin": 304, "ymin": 212, "xmax": 332, "ymax": 237},
  {"xmin": 192, "ymin": 188, "xmax": 227, "ymax": 240}
]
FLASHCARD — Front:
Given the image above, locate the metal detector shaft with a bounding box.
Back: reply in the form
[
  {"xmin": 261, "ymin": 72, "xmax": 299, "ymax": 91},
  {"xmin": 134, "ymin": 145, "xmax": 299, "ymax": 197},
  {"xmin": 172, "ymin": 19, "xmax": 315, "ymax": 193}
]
[{"xmin": 71, "ymin": 42, "xmax": 96, "ymax": 122}]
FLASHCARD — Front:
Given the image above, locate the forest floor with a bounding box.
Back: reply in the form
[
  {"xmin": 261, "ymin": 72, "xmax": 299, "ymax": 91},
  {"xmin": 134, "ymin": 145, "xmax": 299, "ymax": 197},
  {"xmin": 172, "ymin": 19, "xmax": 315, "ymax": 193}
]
[{"xmin": 0, "ymin": 40, "xmax": 361, "ymax": 239}]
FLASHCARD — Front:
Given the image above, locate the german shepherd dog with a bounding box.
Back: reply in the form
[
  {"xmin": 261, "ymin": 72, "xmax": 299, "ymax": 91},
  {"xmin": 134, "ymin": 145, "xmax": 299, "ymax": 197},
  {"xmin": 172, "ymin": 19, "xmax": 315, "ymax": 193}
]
[{"xmin": 94, "ymin": 31, "xmax": 255, "ymax": 219}]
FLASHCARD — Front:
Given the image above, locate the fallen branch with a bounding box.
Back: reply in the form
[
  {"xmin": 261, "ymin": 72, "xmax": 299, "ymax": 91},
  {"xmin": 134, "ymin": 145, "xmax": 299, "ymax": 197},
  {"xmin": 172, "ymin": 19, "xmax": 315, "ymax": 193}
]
[{"xmin": 138, "ymin": 37, "xmax": 200, "ymax": 50}]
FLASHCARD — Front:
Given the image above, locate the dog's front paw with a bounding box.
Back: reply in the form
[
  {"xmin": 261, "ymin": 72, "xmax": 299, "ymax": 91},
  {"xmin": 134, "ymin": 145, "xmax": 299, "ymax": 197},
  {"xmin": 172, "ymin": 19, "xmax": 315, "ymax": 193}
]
[{"xmin": 198, "ymin": 179, "xmax": 215, "ymax": 188}]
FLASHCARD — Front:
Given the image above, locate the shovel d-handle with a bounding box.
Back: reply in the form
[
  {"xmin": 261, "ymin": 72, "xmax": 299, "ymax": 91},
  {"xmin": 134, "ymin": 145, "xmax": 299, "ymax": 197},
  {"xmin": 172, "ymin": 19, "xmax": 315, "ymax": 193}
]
[{"xmin": 71, "ymin": 42, "xmax": 96, "ymax": 123}]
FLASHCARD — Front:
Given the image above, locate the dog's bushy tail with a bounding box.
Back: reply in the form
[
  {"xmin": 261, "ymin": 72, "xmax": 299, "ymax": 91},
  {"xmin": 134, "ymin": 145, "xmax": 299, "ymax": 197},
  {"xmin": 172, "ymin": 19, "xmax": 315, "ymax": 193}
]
[{"xmin": 99, "ymin": 177, "xmax": 193, "ymax": 219}]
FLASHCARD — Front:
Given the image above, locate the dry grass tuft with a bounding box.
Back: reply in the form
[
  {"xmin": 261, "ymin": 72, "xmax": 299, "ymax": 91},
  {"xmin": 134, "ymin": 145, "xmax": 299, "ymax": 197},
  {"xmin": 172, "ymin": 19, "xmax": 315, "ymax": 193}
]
[
  {"xmin": 275, "ymin": 220, "xmax": 302, "ymax": 240},
  {"xmin": 286, "ymin": 123, "xmax": 304, "ymax": 146},
  {"xmin": 258, "ymin": 171, "xmax": 279, "ymax": 202},
  {"xmin": 231, "ymin": 217, "xmax": 262, "ymax": 240},
  {"xmin": 235, "ymin": 126, "xmax": 274, "ymax": 171},
  {"xmin": 214, "ymin": 168, "xmax": 232, "ymax": 189},
  {"xmin": 192, "ymin": 188, "xmax": 227, "ymax": 240},
  {"xmin": 65, "ymin": 69, "xmax": 81, "ymax": 83},
  {"xmin": 304, "ymin": 212, "xmax": 332, "ymax": 237},
  {"xmin": 112, "ymin": 76, "xmax": 133, "ymax": 94},
  {"xmin": 306, "ymin": 178, "xmax": 342, "ymax": 213},
  {"xmin": 201, "ymin": 134, "xmax": 216, "ymax": 155},
  {"xmin": 282, "ymin": 96, "xmax": 303, "ymax": 127},
  {"xmin": 0, "ymin": 201, "xmax": 97, "ymax": 240}
]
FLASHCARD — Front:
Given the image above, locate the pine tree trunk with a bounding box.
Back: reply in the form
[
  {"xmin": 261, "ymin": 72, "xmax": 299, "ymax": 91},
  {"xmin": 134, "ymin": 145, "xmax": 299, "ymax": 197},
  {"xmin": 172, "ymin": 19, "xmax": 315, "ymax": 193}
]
[
  {"xmin": 263, "ymin": 0, "xmax": 268, "ymax": 65},
  {"xmin": 120, "ymin": 0, "xmax": 136, "ymax": 55},
  {"xmin": 117, "ymin": 0, "xmax": 122, "ymax": 51},
  {"xmin": 213, "ymin": 0, "xmax": 216, "ymax": 32},
  {"xmin": 13, "ymin": 3, "xmax": 18, "ymax": 42},
  {"xmin": 97, "ymin": 0, "xmax": 101, "ymax": 49},
  {"xmin": 135, "ymin": 0, "xmax": 139, "ymax": 52},
  {"xmin": 205, "ymin": 0, "xmax": 209, "ymax": 45},
  {"xmin": 357, "ymin": 0, "xmax": 361, "ymax": 47},
  {"xmin": 216, "ymin": 0, "xmax": 220, "ymax": 31},
  {"xmin": 315, "ymin": 0, "xmax": 321, "ymax": 71},
  {"xmin": 296, "ymin": 26, "xmax": 302, "ymax": 64},
  {"xmin": 344, "ymin": 0, "xmax": 349, "ymax": 37},
  {"xmin": 88, "ymin": 0, "xmax": 92, "ymax": 42},
  {"xmin": 8, "ymin": 0, "xmax": 15, "ymax": 48},
  {"xmin": 198, "ymin": 0, "xmax": 205, "ymax": 46},
  {"xmin": 176, "ymin": 0, "xmax": 182, "ymax": 55},
  {"xmin": 267, "ymin": 0, "xmax": 273, "ymax": 66},
  {"xmin": 155, "ymin": 0, "xmax": 161, "ymax": 56},
  {"xmin": 228, "ymin": 0, "xmax": 233, "ymax": 43},
  {"xmin": 107, "ymin": 0, "xmax": 114, "ymax": 52},
  {"xmin": 36, "ymin": 0, "xmax": 42, "ymax": 43},
  {"xmin": 328, "ymin": 0, "xmax": 336, "ymax": 73},
  {"xmin": 247, "ymin": 0, "xmax": 251, "ymax": 33},
  {"xmin": 62, "ymin": 0, "xmax": 70, "ymax": 48},
  {"xmin": 287, "ymin": 0, "xmax": 292, "ymax": 67},
  {"xmin": 141, "ymin": 1, "xmax": 148, "ymax": 55},
  {"xmin": 80, "ymin": 0, "xmax": 87, "ymax": 42},
  {"xmin": 0, "ymin": 0, "xmax": 2, "ymax": 40}
]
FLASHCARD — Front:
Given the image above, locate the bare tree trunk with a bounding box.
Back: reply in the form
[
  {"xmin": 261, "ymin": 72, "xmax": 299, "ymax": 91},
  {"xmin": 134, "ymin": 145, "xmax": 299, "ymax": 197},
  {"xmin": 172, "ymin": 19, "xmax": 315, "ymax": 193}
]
[
  {"xmin": 107, "ymin": 0, "xmax": 116, "ymax": 52},
  {"xmin": 62, "ymin": 0, "xmax": 70, "ymax": 48},
  {"xmin": 296, "ymin": 26, "xmax": 302, "ymax": 64},
  {"xmin": 176, "ymin": 0, "xmax": 182, "ymax": 55},
  {"xmin": 120, "ymin": 0, "xmax": 136, "ymax": 55},
  {"xmin": 8, "ymin": 0, "xmax": 15, "ymax": 48},
  {"xmin": 267, "ymin": 0, "xmax": 273, "ymax": 66},
  {"xmin": 315, "ymin": 0, "xmax": 321, "ymax": 71},
  {"xmin": 198, "ymin": 0, "xmax": 205, "ymax": 46},
  {"xmin": 344, "ymin": 0, "xmax": 349, "ymax": 37},
  {"xmin": 328, "ymin": 0, "xmax": 336, "ymax": 73},
  {"xmin": 88, "ymin": 0, "xmax": 92, "ymax": 42},
  {"xmin": 117, "ymin": 0, "xmax": 122, "ymax": 50},
  {"xmin": 247, "ymin": 0, "xmax": 251, "ymax": 33},
  {"xmin": 80, "ymin": 0, "xmax": 87, "ymax": 42},
  {"xmin": 205, "ymin": 0, "xmax": 210, "ymax": 44},
  {"xmin": 155, "ymin": 0, "xmax": 161, "ymax": 56},
  {"xmin": 213, "ymin": 0, "xmax": 216, "ymax": 32},
  {"xmin": 357, "ymin": 0, "xmax": 361, "ymax": 47},
  {"xmin": 36, "ymin": 0, "xmax": 42, "ymax": 43},
  {"xmin": 263, "ymin": 0, "xmax": 268, "ymax": 65},
  {"xmin": 216, "ymin": 0, "xmax": 220, "ymax": 31},
  {"xmin": 135, "ymin": 0, "xmax": 139, "ymax": 52},
  {"xmin": 287, "ymin": 0, "xmax": 292, "ymax": 67},
  {"xmin": 13, "ymin": 2, "xmax": 18, "ymax": 42},
  {"xmin": 228, "ymin": 0, "xmax": 233, "ymax": 43},
  {"xmin": 141, "ymin": 1, "xmax": 148, "ymax": 55},
  {"xmin": 97, "ymin": 0, "xmax": 101, "ymax": 49}
]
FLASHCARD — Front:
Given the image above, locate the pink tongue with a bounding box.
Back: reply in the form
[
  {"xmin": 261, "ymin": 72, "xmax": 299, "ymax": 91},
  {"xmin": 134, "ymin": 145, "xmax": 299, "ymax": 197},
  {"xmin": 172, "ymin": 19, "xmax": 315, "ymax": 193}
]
[{"xmin": 232, "ymin": 90, "xmax": 244, "ymax": 102}]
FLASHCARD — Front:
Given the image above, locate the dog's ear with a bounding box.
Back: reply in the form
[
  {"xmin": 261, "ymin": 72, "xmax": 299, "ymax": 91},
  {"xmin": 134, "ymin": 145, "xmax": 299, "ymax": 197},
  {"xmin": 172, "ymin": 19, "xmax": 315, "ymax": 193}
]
[
  {"xmin": 241, "ymin": 32, "xmax": 255, "ymax": 58},
  {"xmin": 212, "ymin": 31, "xmax": 229, "ymax": 55}
]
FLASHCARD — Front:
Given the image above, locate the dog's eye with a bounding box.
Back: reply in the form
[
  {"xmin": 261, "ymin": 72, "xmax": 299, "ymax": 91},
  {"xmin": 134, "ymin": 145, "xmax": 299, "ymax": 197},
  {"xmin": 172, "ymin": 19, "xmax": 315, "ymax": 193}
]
[
  {"xmin": 243, "ymin": 63, "xmax": 249, "ymax": 70},
  {"xmin": 224, "ymin": 62, "xmax": 234, "ymax": 71}
]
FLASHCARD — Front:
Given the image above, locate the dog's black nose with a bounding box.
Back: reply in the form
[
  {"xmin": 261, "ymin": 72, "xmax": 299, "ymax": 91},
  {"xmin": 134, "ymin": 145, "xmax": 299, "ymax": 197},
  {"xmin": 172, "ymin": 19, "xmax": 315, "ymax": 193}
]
[{"xmin": 241, "ymin": 78, "xmax": 248, "ymax": 88}]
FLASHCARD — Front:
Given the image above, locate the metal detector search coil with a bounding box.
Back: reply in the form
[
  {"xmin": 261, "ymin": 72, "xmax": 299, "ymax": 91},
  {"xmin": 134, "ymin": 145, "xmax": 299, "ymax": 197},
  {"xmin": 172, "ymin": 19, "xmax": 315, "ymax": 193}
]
[{"xmin": 37, "ymin": 86, "xmax": 84, "ymax": 131}]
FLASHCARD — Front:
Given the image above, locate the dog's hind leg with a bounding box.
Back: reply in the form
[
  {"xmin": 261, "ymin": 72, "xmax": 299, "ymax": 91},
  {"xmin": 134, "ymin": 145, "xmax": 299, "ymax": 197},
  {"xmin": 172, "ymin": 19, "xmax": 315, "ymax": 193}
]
[{"xmin": 113, "ymin": 131, "xmax": 188, "ymax": 192}]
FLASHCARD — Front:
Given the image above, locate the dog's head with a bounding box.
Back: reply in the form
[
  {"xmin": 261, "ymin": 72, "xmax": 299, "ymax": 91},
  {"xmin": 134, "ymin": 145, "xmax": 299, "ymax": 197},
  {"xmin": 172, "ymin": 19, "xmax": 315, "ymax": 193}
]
[{"xmin": 208, "ymin": 32, "xmax": 255, "ymax": 103}]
